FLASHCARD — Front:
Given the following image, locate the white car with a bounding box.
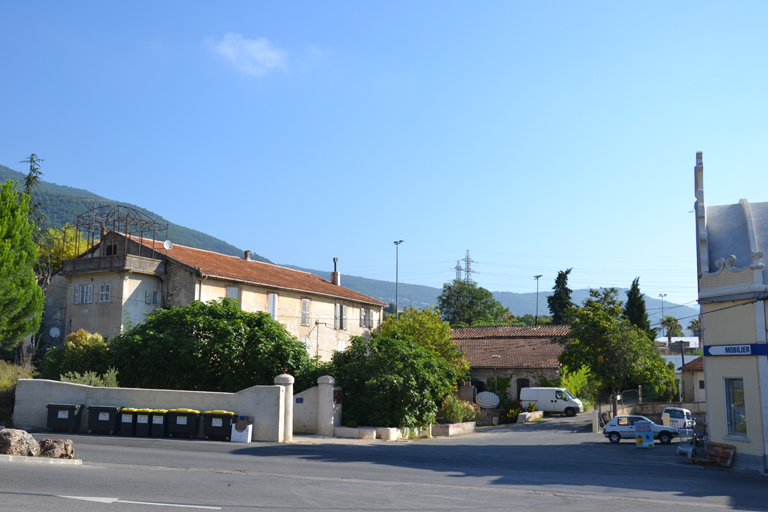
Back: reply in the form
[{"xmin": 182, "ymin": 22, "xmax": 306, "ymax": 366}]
[{"xmin": 603, "ymin": 415, "xmax": 679, "ymax": 444}]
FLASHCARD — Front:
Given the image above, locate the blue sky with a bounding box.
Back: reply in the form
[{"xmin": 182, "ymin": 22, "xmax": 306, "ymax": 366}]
[{"xmin": 2, "ymin": 1, "xmax": 766, "ymax": 307}]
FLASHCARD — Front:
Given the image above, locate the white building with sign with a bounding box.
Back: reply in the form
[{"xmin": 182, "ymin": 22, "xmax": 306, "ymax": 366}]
[{"xmin": 694, "ymin": 151, "xmax": 768, "ymax": 471}]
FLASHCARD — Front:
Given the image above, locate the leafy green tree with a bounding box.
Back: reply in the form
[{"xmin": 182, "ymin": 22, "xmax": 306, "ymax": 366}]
[
  {"xmin": 109, "ymin": 298, "xmax": 312, "ymax": 392},
  {"xmin": 0, "ymin": 180, "xmax": 44, "ymax": 351},
  {"xmin": 555, "ymin": 288, "xmax": 674, "ymax": 416},
  {"xmin": 383, "ymin": 302, "xmax": 397, "ymax": 320},
  {"xmin": 661, "ymin": 316, "xmax": 683, "ymax": 338},
  {"xmin": 41, "ymin": 329, "xmax": 111, "ymax": 380},
  {"xmin": 330, "ymin": 328, "xmax": 460, "ymax": 428},
  {"xmin": 516, "ymin": 314, "xmax": 552, "ymax": 326},
  {"xmin": 547, "ymin": 268, "xmax": 575, "ymax": 325},
  {"xmin": 380, "ymin": 306, "xmax": 470, "ymax": 372},
  {"xmin": 437, "ymin": 280, "xmax": 504, "ymax": 325}
]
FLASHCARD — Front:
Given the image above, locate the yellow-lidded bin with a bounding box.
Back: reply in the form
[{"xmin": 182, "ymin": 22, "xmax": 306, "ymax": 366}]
[
  {"xmin": 150, "ymin": 409, "xmax": 168, "ymax": 438},
  {"xmin": 167, "ymin": 408, "xmax": 201, "ymax": 438},
  {"xmin": 202, "ymin": 410, "xmax": 238, "ymax": 441},
  {"xmin": 119, "ymin": 408, "xmax": 137, "ymax": 436},
  {"xmin": 134, "ymin": 409, "xmax": 153, "ymax": 437}
]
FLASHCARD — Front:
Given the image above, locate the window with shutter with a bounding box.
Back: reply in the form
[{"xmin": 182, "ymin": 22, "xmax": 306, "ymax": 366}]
[
  {"xmin": 85, "ymin": 284, "xmax": 93, "ymax": 304},
  {"xmin": 341, "ymin": 305, "xmax": 347, "ymax": 330},
  {"xmin": 300, "ymin": 337, "xmax": 310, "ymax": 351},
  {"xmin": 368, "ymin": 310, "xmax": 375, "ymax": 329},
  {"xmin": 267, "ymin": 293, "xmax": 278, "ymax": 319},
  {"xmin": 359, "ymin": 308, "xmax": 365, "ymax": 328},
  {"xmin": 226, "ymin": 287, "xmax": 239, "ymax": 301},
  {"xmin": 338, "ymin": 338, "xmax": 346, "ymax": 351},
  {"xmin": 146, "ymin": 290, "xmax": 153, "ymax": 304},
  {"xmin": 301, "ymin": 299, "xmax": 310, "ymax": 326},
  {"xmin": 334, "ymin": 303, "xmax": 340, "ymax": 329},
  {"xmin": 99, "ymin": 283, "xmax": 111, "ymax": 303},
  {"xmin": 74, "ymin": 285, "xmax": 80, "ymax": 305}
]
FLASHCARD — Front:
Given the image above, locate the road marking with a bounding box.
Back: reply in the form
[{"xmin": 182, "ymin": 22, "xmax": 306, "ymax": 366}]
[{"xmin": 58, "ymin": 496, "xmax": 220, "ymax": 509}]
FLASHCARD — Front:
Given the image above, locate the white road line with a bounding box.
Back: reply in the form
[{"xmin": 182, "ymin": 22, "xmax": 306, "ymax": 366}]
[{"xmin": 58, "ymin": 496, "xmax": 221, "ymax": 509}]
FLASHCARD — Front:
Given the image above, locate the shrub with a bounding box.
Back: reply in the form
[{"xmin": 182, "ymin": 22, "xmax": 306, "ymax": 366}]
[
  {"xmin": 499, "ymin": 400, "xmax": 523, "ymax": 424},
  {"xmin": 41, "ymin": 330, "xmax": 110, "ymax": 380},
  {"xmin": 441, "ymin": 394, "xmax": 481, "ymax": 423},
  {"xmin": 526, "ymin": 401, "xmax": 537, "ymax": 412},
  {"xmin": 61, "ymin": 368, "xmax": 119, "ymax": 387},
  {"xmin": 331, "ymin": 327, "xmax": 460, "ymax": 429},
  {"xmin": 0, "ymin": 361, "xmax": 36, "ymax": 425}
]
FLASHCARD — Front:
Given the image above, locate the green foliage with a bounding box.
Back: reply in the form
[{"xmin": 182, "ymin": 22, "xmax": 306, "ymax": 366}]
[
  {"xmin": 540, "ymin": 367, "xmax": 595, "ymax": 405},
  {"xmin": 688, "ymin": 318, "xmax": 701, "ymax": 337},
  {"xmin": 623, "ymin": 278, "xmax": 652, "ymax": 335},
  {"xmin": 526, "ymin": 401, "xmax": 537, "ymax": 412},
  {"xmin": 41, "ymin": 330, "xmax": 111, "ymax": 380},
  {"xmin": 485, "ymin": 374, "xmax": 514, "ymax": 409},
  {"xmin": 440, "ymin": 394, "xmax": 481, "ymax": 423},
  {"xmin": 109, "ymin": 298, "xmax": 311, "ymax": 392},
  {"xmin": 380, "ymin": 306, "xmax": 470, "ymax": 373},
  {"xmin": 437, "ymin": 280, "xmax": 505, "ymax": 326},
  {"xmin": 662, "ymin": 315, "xmax": 684, "ymax": 338},
  {"xmin": 555, "ymin": 288, "xmax": 675, "ymax": 412},
  {"xmin": 547, "ymin": 269, "xmax": 575, "ymax": 325},
  {"xmin": 330, "ymin": 328, "xmax": 460, "ymax": 428},
  {"xmin": 515, "ymin": 314, "xmax": 552, "ymax": 326},
  {"xmin": 61, "ymin": 368, "xmax": 119, "ymax": 387},
  {"xmin": 0, "ymin": 180, "xmax": 44, "ymax": 350},
  {"xmin": 0, "ymin": 361, "xmax": 37, "ymax": 424},
  {"xmin": 500, "ymin": 402, "xmax": 523, "ymax": 424}
]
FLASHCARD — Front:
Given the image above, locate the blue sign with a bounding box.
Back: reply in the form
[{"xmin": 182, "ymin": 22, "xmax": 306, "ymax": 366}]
[{"xmin": 704, "ymin": 344, "xmax": 768, "ymax": 356}]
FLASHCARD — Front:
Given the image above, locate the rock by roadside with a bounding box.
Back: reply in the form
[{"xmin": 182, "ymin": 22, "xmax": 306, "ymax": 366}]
[
  {"xmin": 0, "ymin": 428, "xmax": 40, "ymax": 457},
  {"xmin": 38, "ymin": 438, "xmax": 74, "ymax": 459}
]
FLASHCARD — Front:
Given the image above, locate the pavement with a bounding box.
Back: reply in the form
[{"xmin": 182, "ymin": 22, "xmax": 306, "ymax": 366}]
[{"xmin": 1, "ymin": 413, "xmax": 766, "ymax": 511}]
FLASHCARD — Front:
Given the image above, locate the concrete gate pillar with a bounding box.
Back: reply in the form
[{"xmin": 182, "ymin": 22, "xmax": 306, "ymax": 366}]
[
  {"xmin": 317, "ymin": 375, "xmax": 336, "ymax": 437},
  {"xmin": 274, "ymin": 373, "xmax": 294, "ymax": 442}
]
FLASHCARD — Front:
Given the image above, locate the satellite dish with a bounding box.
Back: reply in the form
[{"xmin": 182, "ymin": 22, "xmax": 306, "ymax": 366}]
[
  {"xmin": 163, "ymin": 240, "xmax": 173, "ymax": 251},
  {"xmin": 49, "ymin": 327, "xmax": 61, "ymax": 339}
]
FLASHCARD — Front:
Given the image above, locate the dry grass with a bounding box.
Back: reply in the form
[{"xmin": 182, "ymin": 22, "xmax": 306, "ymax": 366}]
[{"xmin": 0, "ymin": 361, "xmax": 37, "ymax": 426}]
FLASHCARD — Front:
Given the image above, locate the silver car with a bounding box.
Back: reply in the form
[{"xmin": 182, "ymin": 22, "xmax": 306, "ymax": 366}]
[{"xmin": 603, "ymin": 415, "xmax": 678, "ymax": 444}]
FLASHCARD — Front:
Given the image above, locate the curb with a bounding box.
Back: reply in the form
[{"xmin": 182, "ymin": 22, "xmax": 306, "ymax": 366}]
[{"xmin": 0, "ymin": 454, "xmax": 82, "ymax": 465}]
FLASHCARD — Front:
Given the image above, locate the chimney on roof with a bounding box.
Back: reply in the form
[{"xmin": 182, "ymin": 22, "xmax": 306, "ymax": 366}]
[
  {"xmin": 331, "ymin": 257, "xmax": 341, "ymax": 286},
  {"xmin": 244, "ymin": 250, "xmax": 252, "ymax": 261}
]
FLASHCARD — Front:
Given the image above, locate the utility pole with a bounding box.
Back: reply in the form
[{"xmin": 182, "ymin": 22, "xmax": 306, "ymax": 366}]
[
  {"xmin": 394, "ymin": 240, "xmax": 404, "ymax": 320},
  {"xmin": 658, "ymin": 293, "xmax": 667, "ymax": 337},
  {"xmin": 534, "ymin": 275, "xmax": 542, "ymax": 325}
]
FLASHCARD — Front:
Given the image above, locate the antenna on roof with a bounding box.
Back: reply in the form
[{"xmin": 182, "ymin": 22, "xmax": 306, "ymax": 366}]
[{"xmin": 163, "ymin": 240, "xmax": 173, "ymax": 251}]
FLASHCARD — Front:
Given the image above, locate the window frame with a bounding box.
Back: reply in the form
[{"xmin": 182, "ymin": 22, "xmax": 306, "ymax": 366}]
[
  {"xmin": 267, "ymin": 293, "xmax": 278, "ymax": 320},
  {"xmin": 724, "ymin": 378, "xmax": 747, "ymax": 437},
  {"xmin": 300, "ymin": 298, "xmax": 311, "ymax": 327},
  {"xmin": 99, "ymin": 282, "xmax": 111, "ymax": 303}
]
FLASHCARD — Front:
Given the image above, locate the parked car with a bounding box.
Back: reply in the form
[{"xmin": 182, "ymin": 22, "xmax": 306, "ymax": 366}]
[
  {"xmin": 662, "ymin": 407, "xmax": 695, "ymax": 429},
  {"xmin": 520, "ymin": 387, "xmax": 584, "ymax": 417},
  {"xmin": 603, "ymin": 415, "xmax": 679, "ymax": 444}
]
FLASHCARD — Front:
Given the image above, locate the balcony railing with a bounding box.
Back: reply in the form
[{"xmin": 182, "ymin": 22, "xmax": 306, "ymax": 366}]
[{"xmin": 62, "ymin": 255, "xmax": 165, "ymax": 275}]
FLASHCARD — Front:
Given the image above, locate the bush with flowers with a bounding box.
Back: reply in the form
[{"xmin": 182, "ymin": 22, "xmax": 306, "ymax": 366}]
[{"xmin": 441, "ymin": 394, "xmax": 481, "ymax": 424}]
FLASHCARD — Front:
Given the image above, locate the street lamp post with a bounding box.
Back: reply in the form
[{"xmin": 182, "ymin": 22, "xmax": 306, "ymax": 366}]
[
  {"xmin": 394, "ymin": 240, "xmax": 404, "ymax": 320},
  {"xmin": 658, "ymin": 293, "xmax": 667, "ymax": 337},
  {"xmin": 534, "ymin": 275, "xmax": 542, "ymax": 325}
]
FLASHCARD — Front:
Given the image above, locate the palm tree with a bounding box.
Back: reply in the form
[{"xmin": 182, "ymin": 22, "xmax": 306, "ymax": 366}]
[
  {"xmin": 688, "ymin": 318, "xmax": 701, "ymax": 351},
  {"xmin": 662, "ymin": 315, "xmax": 685, "ymax": 368}
]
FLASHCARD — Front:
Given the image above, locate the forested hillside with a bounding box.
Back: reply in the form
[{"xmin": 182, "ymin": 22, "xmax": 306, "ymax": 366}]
[{"xmin": 0, "ymin": 164, "xmax": 269, "ymax": 261}]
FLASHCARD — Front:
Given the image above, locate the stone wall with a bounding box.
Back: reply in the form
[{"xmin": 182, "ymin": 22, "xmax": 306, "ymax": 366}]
[{"xmin": 13, "ymin": 379, "xmax": 287, "ymax": 442}]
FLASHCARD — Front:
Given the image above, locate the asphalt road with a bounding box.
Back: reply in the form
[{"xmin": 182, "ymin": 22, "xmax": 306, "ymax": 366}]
[{"xmin": 1, "ymin": 414, "xmax": 766, "ymax": 512}]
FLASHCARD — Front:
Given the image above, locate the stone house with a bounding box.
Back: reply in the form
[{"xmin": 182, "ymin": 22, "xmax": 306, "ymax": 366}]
[
  {"xmin": 694, "ymin": 151, "xmax": 768, "ymax": 471},
  {"xmin": 679, "ymin": 356, "xmax": 705, "ymax": 403},
  {"xmin": 451, "ymin": 325, "xmax": 568, "ymax": 403},
  {"xmin": 50, "ymin": 231, "xmax": 385, "ymax": 361}
]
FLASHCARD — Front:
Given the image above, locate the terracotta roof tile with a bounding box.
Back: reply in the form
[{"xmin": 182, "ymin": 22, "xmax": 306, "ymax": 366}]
[
  {"xmin": 133, "ymin": 237, "xmax": 385, "ymax": 306},
  {"xmin": 678, "ymin": 356, "xmax": 703, "ymax": 372},
  {"xmin": 451, "ymin": 325, "xmax": 570, "ymax": 339},
  {"xmin": 457, "ymin": 338, "xmax": 564, "ymax": 368}
]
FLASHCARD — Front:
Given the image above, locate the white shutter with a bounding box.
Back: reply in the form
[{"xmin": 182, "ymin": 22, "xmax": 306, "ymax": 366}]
[
  {"xmin": 359, "ymin": 308, "xmax": 364, "ymax": 328},
  {"xmin": 268, "ymin": 293, "xmax": 278, "ymax": 319},
  {"xmin": 369, "ymin": 310, "xmax": 375, "ymax": 328},
  {"xmin": 334, "ymin": 303, "xmax": 340, "ymax": 329},
  {"xmin": 301, "ymin": 299, "xmax": 310, "ymax": 326},
  {"xmin": 341, "ymin": 305, "xmax": 347, "ymax": 330},
  {"xmin": 74, "ymin": 285, "xmax": 80, "ymax": 305},
  {"xmin": 86, "ymin": 284, "xmax": 93, "ymax": 304},
  {"xmin": 300, "ymin": 337, "xmax": 310, "ymax": 351},
  {"xmin": 226, "ymin": 286, "xmax": 239, "ymax": 300},
  {"xmin": 100, "ymin": 283, "xmax": 111, "ymax": 303}
]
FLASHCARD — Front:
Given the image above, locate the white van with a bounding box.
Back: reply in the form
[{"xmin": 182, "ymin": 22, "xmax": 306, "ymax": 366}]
[
  {"xmin": 662, "ymin": 407, "xmax": 695, "ymax": 429},
  {"xmin": 520, "ymin": 387, "xmax": 584, "ymax": 417}
]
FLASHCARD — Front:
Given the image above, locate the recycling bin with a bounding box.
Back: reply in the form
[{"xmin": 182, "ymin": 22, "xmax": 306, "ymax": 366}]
[
  {"xmin": 46, "ymin": 403, "xmax": 84, "ymax": 433},
  {"xmin": 119, "ymin": 408, "xmax": 137, "ymax": 436},
  {"xmin": 150, "ymin": 410, "xmax": 168, "ymax": 438},
  {"xmin": 87, "ymin": 405, "xmax": 121, "ymax": 434},
  {"xmin": 134, "ymin": 409, "xmax": 153, "ymax": 437},
  {"xmin": 202, "ymin": 411, "xmax": 238, "ymax": 441},
  {"xmin": 167, "ymin": 409, "xmax": 201, "ymax": 438}
]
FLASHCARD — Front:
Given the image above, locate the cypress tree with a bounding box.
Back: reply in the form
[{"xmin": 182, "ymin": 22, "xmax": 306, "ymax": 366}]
[
  {"xmin": 547, "ymin": 268, "xmax": 575, "ymax": 325},
  {"xmin": 623, "ymin": 277, "xmax": 652, "ymax": 335},
  {"xmin": 0, "ymin": 180, "xmax": 44, "ymax": 350}
]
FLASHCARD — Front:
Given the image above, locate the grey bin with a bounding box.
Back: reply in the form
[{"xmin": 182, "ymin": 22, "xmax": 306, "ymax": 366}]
[
  {"xmin": 87, "ymin": 405, "xmax": 121, "ymax": 434},
  {"xmin": 46, "ymin": 404, "xmax": 84, "ymax": 433}
]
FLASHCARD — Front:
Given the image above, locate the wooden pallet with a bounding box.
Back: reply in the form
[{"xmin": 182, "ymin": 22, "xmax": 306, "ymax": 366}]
[{"xmin": 700, "ymin": 442, "xmax": 736, "ymax": 468}]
